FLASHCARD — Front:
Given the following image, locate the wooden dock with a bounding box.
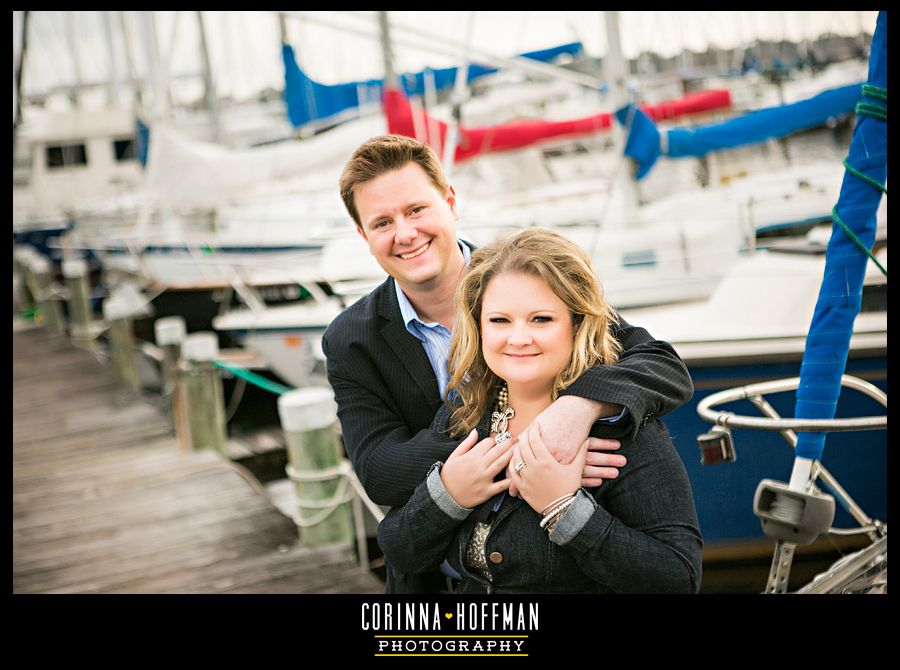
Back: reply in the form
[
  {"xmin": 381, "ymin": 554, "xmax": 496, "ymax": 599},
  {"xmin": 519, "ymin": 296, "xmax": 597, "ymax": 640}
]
[{"xmin": 13, "ymin": 323, "xmax": 383, "ymax": 594}]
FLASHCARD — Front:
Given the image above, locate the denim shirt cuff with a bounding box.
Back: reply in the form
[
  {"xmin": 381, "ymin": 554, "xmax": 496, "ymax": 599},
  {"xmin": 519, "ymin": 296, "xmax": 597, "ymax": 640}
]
[
  {"xmin": 426, "ymin": 462, "xmax": 474, "ymax": 520},
  {"xmin": 548, "ymin": 489, "xmax": 597, "ymax": 545}
]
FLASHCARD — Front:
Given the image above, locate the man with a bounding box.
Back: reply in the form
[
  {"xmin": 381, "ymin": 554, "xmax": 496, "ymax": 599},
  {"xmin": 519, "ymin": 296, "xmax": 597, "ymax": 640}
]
[{"xmin": 322, "ymin": 134, "xmax": 693, "ymax": 592}]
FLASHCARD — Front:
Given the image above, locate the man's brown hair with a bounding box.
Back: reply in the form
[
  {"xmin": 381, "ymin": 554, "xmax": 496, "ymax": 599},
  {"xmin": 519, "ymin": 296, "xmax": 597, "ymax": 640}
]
[{"xmin": 339, "ymin": 134, "xmax": 449, "ymax": 228}]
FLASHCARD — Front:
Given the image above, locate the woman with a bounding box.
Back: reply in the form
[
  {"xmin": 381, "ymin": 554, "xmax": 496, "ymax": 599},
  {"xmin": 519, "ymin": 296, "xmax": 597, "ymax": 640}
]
[{"xmin": 377, "ymin": 228, "xmax": 702, "ymax": 593}]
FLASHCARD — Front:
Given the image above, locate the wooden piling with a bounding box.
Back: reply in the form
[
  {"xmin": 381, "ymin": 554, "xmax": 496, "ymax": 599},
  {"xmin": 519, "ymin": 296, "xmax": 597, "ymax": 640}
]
[
  {"xmin": 181, "ymin": 333, "xmax": 228, "ymax": 455},
  {"xmin": 27, "ymin": 255, "xmax": 66, "ymax": 334},
  {"xmin": 13, "ymin": 246, "xmax": 37, "ymax": 314},
  {"xmin": 278, "ymin": 387, "xmax": 353, "ymax": 547},
  {"xmin": 62, "ymin": 258, "xmax": 93, "ymax": 345},
  {"xmin": 154, "ymin": 317, "xmax": 190, "ymax": 451},
  {"xmin": 102, "ymin": 300, "xmax": 141, "ymax": 393}
]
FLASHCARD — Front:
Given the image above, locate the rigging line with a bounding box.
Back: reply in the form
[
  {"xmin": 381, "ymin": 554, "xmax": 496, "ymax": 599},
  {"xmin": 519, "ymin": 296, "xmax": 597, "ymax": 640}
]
[
  {"xmin": 842, "ymin": 159, "xmax": 887, "ymax": 195},
  {"xmin": 223, "ymin": 376, "xmax": 248, "ymax": 422},
  {"xmin": 831, "ymin": 207, "xmax": 887, "ymax": 277}
]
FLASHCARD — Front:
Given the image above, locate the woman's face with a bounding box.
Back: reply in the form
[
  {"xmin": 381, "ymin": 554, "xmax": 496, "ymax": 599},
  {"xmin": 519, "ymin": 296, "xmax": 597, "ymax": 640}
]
[{"xmin": 480, "ymin": 271, "xmax": 575, "ymax": 395}]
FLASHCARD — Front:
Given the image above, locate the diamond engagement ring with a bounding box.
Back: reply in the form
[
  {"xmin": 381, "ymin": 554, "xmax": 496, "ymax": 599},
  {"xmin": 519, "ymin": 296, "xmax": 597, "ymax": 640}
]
[{"xmin": 514, "ymin": 461, "xmax": 527, "ymax": 472}]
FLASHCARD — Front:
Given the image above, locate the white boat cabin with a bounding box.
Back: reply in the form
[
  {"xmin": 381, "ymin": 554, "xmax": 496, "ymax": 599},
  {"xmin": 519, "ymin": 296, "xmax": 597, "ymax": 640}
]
[{"xmin": 14, "ymin": 108, "xmax": 144, "ymax": 225}]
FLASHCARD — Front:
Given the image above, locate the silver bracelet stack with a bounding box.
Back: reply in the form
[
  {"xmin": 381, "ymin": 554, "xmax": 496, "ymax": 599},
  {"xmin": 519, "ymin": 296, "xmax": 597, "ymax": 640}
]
[{"xmin": 539, "ymin": 493, "xmax": 577, "ymax": 533}]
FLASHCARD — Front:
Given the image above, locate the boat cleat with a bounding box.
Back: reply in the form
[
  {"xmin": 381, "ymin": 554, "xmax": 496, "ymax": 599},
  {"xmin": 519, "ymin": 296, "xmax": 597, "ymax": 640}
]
[{"xmin": 753, "ymin": 479, "xmax": 835, "ymax": 545}]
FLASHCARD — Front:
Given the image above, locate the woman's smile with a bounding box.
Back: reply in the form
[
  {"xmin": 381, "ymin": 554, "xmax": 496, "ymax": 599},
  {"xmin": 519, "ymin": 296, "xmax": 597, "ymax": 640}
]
[{"xmin": 480, "ymin": 271, "xmax": 574, "ymax": 394}]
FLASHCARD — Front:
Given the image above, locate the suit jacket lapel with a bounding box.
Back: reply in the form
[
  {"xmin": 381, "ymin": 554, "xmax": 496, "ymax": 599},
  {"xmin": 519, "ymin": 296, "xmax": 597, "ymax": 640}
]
[{"xmin": 377, "ymin": 278, "xmax": 441, "ymax": 404}]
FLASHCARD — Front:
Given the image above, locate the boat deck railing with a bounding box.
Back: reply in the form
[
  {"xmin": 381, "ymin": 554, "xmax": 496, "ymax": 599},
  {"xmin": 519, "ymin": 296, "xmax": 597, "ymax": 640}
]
[{"xmin": 696, "ymin": 373, "xmax": 887, "ymax": 593}]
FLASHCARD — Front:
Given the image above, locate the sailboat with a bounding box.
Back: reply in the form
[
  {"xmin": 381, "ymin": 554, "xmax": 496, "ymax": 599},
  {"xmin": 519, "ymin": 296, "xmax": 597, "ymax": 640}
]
[
  {"xmin": 617, "ymin": 12, "xmax": 887, "ymax": 588},
  {"xmin": 210, "ymin": 12, "xmax": 877, "ymax": 388}
]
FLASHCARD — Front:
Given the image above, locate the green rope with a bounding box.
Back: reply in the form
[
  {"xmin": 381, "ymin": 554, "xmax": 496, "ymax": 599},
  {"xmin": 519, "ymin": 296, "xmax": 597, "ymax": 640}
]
[
  {"xmin": 855, "ymin": 101, "xmax": 887, "ymax": 121},
  {"xmin": 842, "ymin": 158, "xmax": 888, "ymax": 195},
  {"xmin": 855, "ymin": 84, "xmax": 887, "ymax": 121},
  {"xmin": 829, "ymin": 83, "xmax": 887, "ymax": 278},
  {"xmin": 213, "ymin": 360, "xmax": 294, "ymax": 396},
  {"xmin": 831, "ymin": 206, "xmax": 887, "ymax": 277},
  {"xmin": 862, "ymin": 84, "xmax": 887, "ymax": 101}
]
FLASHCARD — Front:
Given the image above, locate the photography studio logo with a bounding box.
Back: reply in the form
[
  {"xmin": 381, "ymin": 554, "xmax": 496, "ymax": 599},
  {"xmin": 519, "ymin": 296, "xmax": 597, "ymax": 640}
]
[{"xmin": 361, "ymin": 601, "xmax": 539, "ymax": 656}]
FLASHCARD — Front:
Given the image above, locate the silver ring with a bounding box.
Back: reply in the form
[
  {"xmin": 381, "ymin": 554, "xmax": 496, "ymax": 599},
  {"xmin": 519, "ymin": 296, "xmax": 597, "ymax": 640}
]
[{"xmin": 514, "ymin": 461, "xmax": 527, "ymax": 472}]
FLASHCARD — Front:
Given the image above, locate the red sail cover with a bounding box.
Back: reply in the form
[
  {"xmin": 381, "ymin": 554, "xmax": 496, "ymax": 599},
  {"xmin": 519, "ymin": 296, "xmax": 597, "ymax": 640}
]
[{"xmin": 384, "ymin": 87, "xmax": 731, "ymax": 163}]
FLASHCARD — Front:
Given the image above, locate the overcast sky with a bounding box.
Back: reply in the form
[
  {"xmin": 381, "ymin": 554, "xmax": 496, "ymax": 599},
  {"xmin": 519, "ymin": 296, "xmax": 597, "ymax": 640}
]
[{"xmin": 15, "ymin": 11, "xmax": 879, "ymax": 103}]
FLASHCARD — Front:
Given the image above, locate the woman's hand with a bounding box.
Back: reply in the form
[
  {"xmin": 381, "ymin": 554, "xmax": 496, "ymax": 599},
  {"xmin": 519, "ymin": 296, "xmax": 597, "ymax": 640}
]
[
  {"xmin": 511, "ymin": 424, "xmax": 587, "ymax": 514},
  {"xmin": 440, "ymin": 429, "xmax": 516, "ymax": 509}
]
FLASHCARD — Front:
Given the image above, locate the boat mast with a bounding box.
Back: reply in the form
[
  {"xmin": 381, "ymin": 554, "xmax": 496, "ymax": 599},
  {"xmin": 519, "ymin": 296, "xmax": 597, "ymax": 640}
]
[
  {"xmin": 135, "ymin": 11, "xmax": 171, "ymax": 241},
  {"xmin": 604, "ymin": 10, "xmax": 640, "ymax": 228},
  {"xmin": 196, "ymin": 11, "xmax": 221, "ymax": 143},
  {"xmin": 286, "ymin": 10, "xmax": 602, "ymax": 92},
  {"xmin": 380, "ymin": 11, "xmax": 428, "ymax": 143},
  {"xmin": 101, "ymin": 11, "xmax": 122, "ymax": 107},
  {"xmin": 442, "ymin": 11, "xmax": 476, "ymax": 174},
  {"xmin": 65, "ymin": 11, "xmax": 84, "ymax": 107},
  {"xmin": 117, "ymin": 12, "xmax": 143, "ymax": 108},
  {"xmin": 13, "ymin": 10, "xmax": 28, "ymax": 167},
  {"xmin": 378, "ymin": 11, "xmax": 399, "ymax": 89}
]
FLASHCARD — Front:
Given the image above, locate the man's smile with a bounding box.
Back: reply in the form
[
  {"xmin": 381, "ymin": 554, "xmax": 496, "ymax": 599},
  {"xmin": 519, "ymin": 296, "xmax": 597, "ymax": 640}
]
[{"xmin": 398, "ymin": 241, "xmax": 430, "ymax": 260}]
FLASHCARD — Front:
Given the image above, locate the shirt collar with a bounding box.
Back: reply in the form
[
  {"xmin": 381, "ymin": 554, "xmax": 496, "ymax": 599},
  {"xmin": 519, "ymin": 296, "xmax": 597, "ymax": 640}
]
[{"xmin": 395, "ymin": 239, "xmax": 472, "ymax": 330}]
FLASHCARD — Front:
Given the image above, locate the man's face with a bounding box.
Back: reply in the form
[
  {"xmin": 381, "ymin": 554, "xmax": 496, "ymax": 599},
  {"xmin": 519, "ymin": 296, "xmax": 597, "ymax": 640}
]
[{"xmin": 353, "ymin": 162, "xmax": 460, "ymax": 292}]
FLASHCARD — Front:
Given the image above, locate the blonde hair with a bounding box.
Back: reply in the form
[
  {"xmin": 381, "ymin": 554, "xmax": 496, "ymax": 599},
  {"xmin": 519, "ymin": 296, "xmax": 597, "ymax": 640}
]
[
  {"xmin": 445, "ymin": 228, "xmax": 622, "ymax": 437},
  {"xmin": 339, "ymin": 134, "xmax": 449, "ymax": 228}
]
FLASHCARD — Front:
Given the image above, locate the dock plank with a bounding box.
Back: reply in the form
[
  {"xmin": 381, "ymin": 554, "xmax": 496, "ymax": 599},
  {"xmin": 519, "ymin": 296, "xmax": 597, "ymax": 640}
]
[{"xmin": 13, "ymin": 327, "xmax": 383, "ymax": 595}]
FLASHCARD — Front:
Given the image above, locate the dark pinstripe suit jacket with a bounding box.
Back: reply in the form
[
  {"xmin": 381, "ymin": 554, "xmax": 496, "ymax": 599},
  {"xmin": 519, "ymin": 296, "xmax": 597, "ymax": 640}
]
[{"xmin": 322, "ymin": 276, "xmax": 694, "ymax": 508}]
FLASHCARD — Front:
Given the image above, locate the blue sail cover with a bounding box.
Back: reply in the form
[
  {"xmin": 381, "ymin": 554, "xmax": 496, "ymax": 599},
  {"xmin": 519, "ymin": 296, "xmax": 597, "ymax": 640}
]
[
  {"xmin": 793, "ymin": 11, "xmax": 887, "ymax": 462},
  {"xmin": 282, "ymin": 41, "xmax": 584, "ymax": 128},
  {"xmin": 615, "ymin": 82, "xmax": 863, "ymax": 180}
]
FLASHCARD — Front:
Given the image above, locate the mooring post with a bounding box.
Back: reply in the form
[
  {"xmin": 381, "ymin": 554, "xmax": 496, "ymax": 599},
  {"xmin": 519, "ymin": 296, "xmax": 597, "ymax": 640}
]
[
  {"xmin": 62, "ymin": 258, "xmax": 94, "ymax": 347},
  {"xmin": 13, "ymin": 246, "xmax": 37, "ymax": 315},
  {"xmin": 27, "ymin": 255, "xmax": 66, "ymax": 334},
  {"xmin": 102, "ymin": 299, "xmax": 141, "ymax": 393},
  {"xmin": 154, "ymin": 316, "xmax": 190, "ymax": 450},
  {"xmin": 181, "ymin": 332, "xmax": 228, "ymax": 455},
  {"xmin": 278, "ymin": 387, "xmax": 353, "ymax": 547}
]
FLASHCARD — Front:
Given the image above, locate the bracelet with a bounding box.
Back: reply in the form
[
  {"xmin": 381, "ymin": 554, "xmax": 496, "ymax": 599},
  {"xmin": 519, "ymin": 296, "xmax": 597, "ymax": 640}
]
[
  {"xmin": 539, "ymin": 494, "xmax": 576, "ymax": 523},
  {"xmin": 539, "ymin": 496, "xmax": 576, "ymax": 530},
  {"xmin": 541, "ymin": 497, "xmax": 575, "ymax": 527},
  {"xmin": 545, "ymin": 515, "xmax": 564, "ymax": 535},
  {"xmin": 541, "ymin": 493, "xmax": 576, "ymax": 516},
  {"xmin": 539, "ymin": 509, "xmax": 562, "ymax": 530}
]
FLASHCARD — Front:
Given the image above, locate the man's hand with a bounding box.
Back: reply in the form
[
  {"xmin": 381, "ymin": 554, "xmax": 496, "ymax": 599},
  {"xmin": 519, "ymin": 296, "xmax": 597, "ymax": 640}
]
[
  {"xmin": 507, "ymin": 396, "xmax": 625, "ymax": 496},
  {"xmin": 581, "ymin": 438, "xmax": 626, "ymax": 488},
  {"xmin": 511, "ymin": 424, "xmax": 587, "ymax": 514},
  {"xmin": 533, "ymin": 395, "xmax": 623, "ymax": 463}
]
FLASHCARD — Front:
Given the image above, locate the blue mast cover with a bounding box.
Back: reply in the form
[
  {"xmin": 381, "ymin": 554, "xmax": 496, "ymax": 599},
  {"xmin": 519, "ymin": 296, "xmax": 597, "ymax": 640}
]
[
  {"xmin": 616, "ymin": 83, "xmax": 862, "ymax": 180},
  {"xmin": 794, "ymin": 11, "xmax": 887, "ymax": 461},
  {"xmin": 282, "ymin": 42, "xmax": 584, "ymax": 129}
]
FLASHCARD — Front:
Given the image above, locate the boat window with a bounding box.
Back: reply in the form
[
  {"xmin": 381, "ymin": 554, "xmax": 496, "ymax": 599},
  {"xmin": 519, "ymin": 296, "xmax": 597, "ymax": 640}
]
[
  {"xmin": 860, "ymin": 282, "xmax": 887, "ymax": 313},
  {"xmin": 113, "ymin": 138, "xmax": 136, "ymax": 162},
  {"xmin": 46, "ymin": 143, "xmax": 88, "ymax": 169},
  {"xmin": 622, "ymin": 250, "xmax": 658, "ymax": 269}
]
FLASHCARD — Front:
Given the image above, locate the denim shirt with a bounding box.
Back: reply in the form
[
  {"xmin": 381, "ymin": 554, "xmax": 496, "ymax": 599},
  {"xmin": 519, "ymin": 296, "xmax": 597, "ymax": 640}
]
[{"xmin": 377, "ymin": 407, "xmax": 704, "ymax": 594}]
